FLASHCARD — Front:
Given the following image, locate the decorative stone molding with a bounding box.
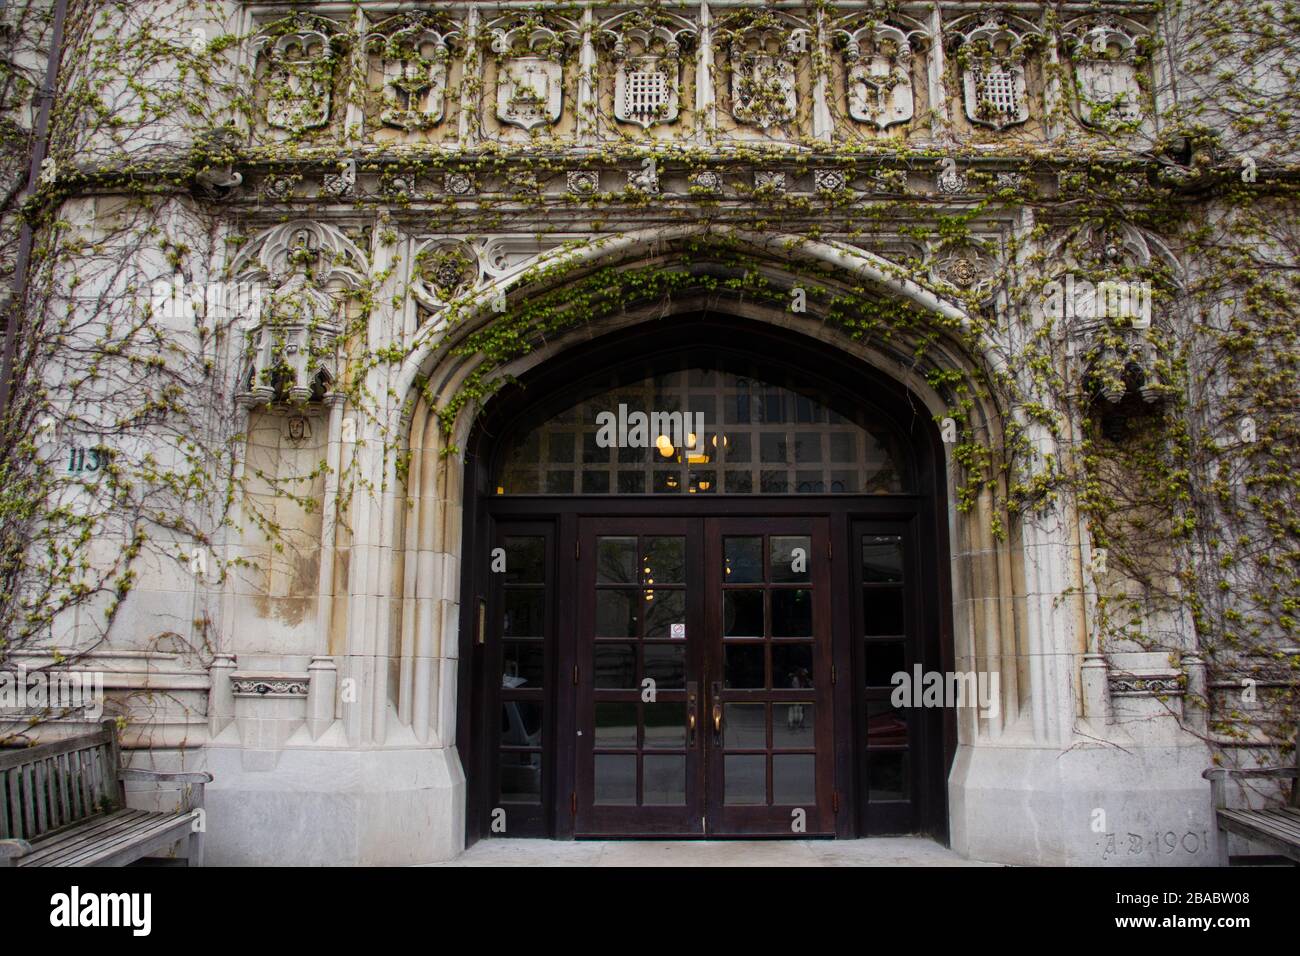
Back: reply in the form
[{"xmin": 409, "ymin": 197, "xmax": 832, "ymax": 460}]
[
  {"xmin": 599, "ymin": 11, "xmax": 696, "ymax": 129},
  {"xmin": 366, "ymin": 12, "xmax": 462, "ymax": 132},
  {"xmin": 251, "ymin": 14, "xmax": 343, "ymax": 133},
  {"xmin": 936, "ymin": 159, "xmax": 969, "ymax": 195},
  {"xmin": 627, "ymin": 160, "xmax": 660, "ymax": 194},
  {"xmin": 1062, "ymin": 14, "xmax": 1147, "ymax": 129},
  {"xmin": 260, "ymin": 174, "xmax": 297, "ymax": 202},
  {"xmin": 230, "ymin": 675, "xmax": 310, "ymax": 698},
  {"xmin": 946, "ymin": 13, "xmax": 1041, "ymax": 130},
  {"xmin": 1109, "ymin": 674, "xmax": 1184, "ymax": 697},
  {"xmin": 834, "ymin": 14, "xmax": 928, "ymax": 130}
]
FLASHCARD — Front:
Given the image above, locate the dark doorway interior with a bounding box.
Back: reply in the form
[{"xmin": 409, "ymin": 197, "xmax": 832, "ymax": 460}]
[{"xmin": 457, "ymin": 316, "xmax": 955, "ymax": 844}]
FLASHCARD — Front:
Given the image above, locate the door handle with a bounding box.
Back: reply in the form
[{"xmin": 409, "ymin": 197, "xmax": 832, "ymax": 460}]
[
  {"xmin": 711, "ymin": 681, "xmax": 722, "ymax": 743},
  {"xmin": 687, "ymin": 682, "xmax": 698, "ymax": 746}
]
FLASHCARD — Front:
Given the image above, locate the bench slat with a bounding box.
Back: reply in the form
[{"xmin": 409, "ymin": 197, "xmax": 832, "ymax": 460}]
[
  {"xmin": 19, "ymin": 810, "xmax": 158, "ymax": 866},
  {"xmin": 22, "ymin": 811, "xmax": 193, "ymax": 868},
  {"xmin": 71, "ymin": 816, "xmax": 194, "ymax": 868}
]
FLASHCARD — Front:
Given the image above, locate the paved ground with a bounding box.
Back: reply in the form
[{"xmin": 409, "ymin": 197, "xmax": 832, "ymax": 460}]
[{"xmin": 432, "ymin": 837, "xmax": 996, "ymax": 867}]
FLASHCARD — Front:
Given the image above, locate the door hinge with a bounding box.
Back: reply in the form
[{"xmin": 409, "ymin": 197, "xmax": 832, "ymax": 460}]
[
  {"xmin": 828, "ymin": 539, "xmax": 833, "ymax": 560},
  {"xmin": 831, "ymin": 664, "xmax": 837, "ymax": 685},
  {"xmin": 575, "ymin": 538, "xmax": 580, "ymax": 560},
  {"xmin": 573, "ymin": 664, "xmax": 579, "ymax": 685},
  {"xmin": 833, "ymin": 791, "xmax": 839, "ymax": 813},
  {"xmin": 571, "ymin": 792, "xmax": 577, "ymax": 815}
]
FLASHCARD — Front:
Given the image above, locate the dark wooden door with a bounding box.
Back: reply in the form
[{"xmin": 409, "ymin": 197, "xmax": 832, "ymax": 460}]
[
  {"xmin": 574, "ymin": 514, "xmax": 834, "ymax": 836},
  {"xmin": 703, "ymin": 516, "xmax": 834, "ymax": 836}
]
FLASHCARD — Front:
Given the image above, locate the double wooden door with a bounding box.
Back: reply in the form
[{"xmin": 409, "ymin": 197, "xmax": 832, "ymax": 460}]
[{"xmin": 573, "ymin": 515, "xmax": 834, "ymax": 837}]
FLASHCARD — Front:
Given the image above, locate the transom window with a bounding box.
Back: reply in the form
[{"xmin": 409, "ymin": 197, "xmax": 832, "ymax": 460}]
[{"xmin": 494, "ymin": 361, "xmax": 912, "ymax": 495}]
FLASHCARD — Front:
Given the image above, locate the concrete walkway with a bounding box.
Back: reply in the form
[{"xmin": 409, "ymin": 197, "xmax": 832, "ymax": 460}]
[{"xmin": 433, "ymin": 837, "xmax": 995, "ymax": 866}]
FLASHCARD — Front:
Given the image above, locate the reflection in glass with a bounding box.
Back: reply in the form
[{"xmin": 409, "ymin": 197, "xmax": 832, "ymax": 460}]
[
  {"xmin": 593, "ymin": 644, "xmax": 637, "ymax": 689},
  {"xmin": 594, "ymin": 702, "xmax": 637, "ymax": 748},
  {"xmin": 724, "ymin": 644, "xmax": 765, "ymax": 689},
  {"xmin": 500, "ymin": 702, "xmax": 542, "ymax": 747},
  {"xmin": 723, "ymin": 590, "xmax": 764, "ymax": 637},
  {"xmin": 503, "ymin": 536, "xmax": 545, "ymax": 584},
  {"xmin": 723, "ymin": 536, "xmax": 763, "ymax": 583},
  {"xmin": 862, "ymin": 535, "xmax": 904, "ymax": 582},
  {"xmin": 594, "ymin": 754, "xmax": 637, "ymax": 805},
  {"xmin": 866, "ymin": 700, "xmax": 909, "ymax": 746},
  {"xmin": 501, "ymin": 641, "xmax": 544, "ymax": 688},
  {"xmin": 595, "ymin": 589, "xmax": 638, "ymax": 637},
  {"xmin": 642, "ymin": 755, "xmax": 686, "ymax": 806},
  {"xmin": 772, "ymin": 754, "xmax": 816, "ymax": 804},
  {"xmin": 643, "ymin": 703, "xmax": 686, "ymax": 749},
  {"xmin": 503, "ymin": 590, "xmax": 544, "ymax": 637},
  {"xmin": 770, "ymin": 536, "xmax": 811, "ymax": 583},
  {"xmin": 771, "ymin": 588, "xmax": 812, "ymax": 636},
  {"xmin": 643, "ymin": 645, "xmax": 685, "ymax": 688},
  {"xmin": 643, "ymin": 589, "xmax": 685, "ymax": 639},
  {"xmin": 499, "ymin": 751, "xmax": 542, "ymax": 804},
  {"xmin": 724, "ymin": 755, "xmax": 766, "ymax": 805},
  {"xmin": 772, "ymin": 703, "xmax": 813, "ymax": 748},
  {"xmin": 771, "ymin": 643, "xmax": 814, "ymax": 689},
  {"xmin": 643, "ymin": 537, "xmax": 685, "ymax": 584},
  {"xmin": 596, "ymin": 537, "xmax": 638, "ymax": 584},
  {"xmin": 723, "ymin": 703, "xmax": 766, "ymax": 749},
  {"xmin": 868, "ymin": 750, "xmax": 909, "ymax": 802}
]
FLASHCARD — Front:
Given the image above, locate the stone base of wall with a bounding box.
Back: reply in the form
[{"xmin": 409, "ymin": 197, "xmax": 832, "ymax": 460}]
[
  {"xmin": 948, "ymin": 737, "xmax": 1218, "ymax": 866},
  {"xmin": 202, "ymin": 745, "xmax": 466, "ymax": 866}
]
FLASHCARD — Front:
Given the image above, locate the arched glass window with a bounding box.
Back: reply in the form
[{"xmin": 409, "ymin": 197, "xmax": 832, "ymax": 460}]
[{"xmin": 493, "ymin": 360, "xmax": 912, "ymax": 495}]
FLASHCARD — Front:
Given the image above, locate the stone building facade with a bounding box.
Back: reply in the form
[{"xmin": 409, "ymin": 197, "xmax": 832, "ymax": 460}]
[{"xmin": 6, "ymin": 0, "xmax": 1294, "ymax": 866}]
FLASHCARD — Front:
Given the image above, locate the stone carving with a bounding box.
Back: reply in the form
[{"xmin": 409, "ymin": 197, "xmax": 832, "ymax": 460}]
[
  {"xmin": 252, "ymin": 14, "xmax": 341, "ymax": 133},
  {"xmin": 837, "ymin": 21, "xmax": 924, "ymax": 130},
  {"xmin": 1063, "ymin": 15, "xmax": 1146, "ymax": 128},
  {"xmin": 754, "ymin": 170, "xmax": 786, "ymax": 194},
  {"xmin": 413, "ymin": 239, "xmax": 480, "ymax": 305},
  {"xmin": 601, "ymin": 14, "xmax": 696, "ymax": 129},
  {"xmin": 928, "ymin": 240, "xmax": 996, "ymax": 293},
  {"xmin": 367, "ymin": 14, "xmax": 461, "ymax": 131},
  {"xmin": 231, "ymin": 677, "xmax": 310, "ymax": 697},
  {"xmin": 1109, "ymin": 675, "xmax": 1183, "ymax": 697},
  {"xmin": 230, "ymin": 220, "xmax": 367, "ymax": 407},
  {"xmin": 947, "ymin": 14, "xmax": 1039, "ymax": 130},
  {"xmin": 627, "ymin": 159, "xmax": 660, "ymax": 194},
  {"xmin": 489, "ymin": 20, "xmax": 578, "ymax": 131},
  {"xmin": 936, "ymin": 159, "xmax": 969, "ymax": 195},
  {"xmin": 567, "ymin": 170, "xmax": 599, "ymax": 195},
  {"xmin": 814, "ymin": 169, "xmax": 848, "ymax": 192},
  {"xmin": 445, "ymin": 171, "xmax": 477, "ymax": 196},
  {"xmin": 260, "ymin": 174, "xmax": 297, "ymax": 202},
  {"xmin": 721, "ymin": 15, "xmax": 810, "ymax": 128},
  {"xmin": 689, "ymin": 169, "xmax": 724, "ymax": 193},
  {"xmin": 320, "ymin": 159, "xmax": 355, "ymax": 199}
]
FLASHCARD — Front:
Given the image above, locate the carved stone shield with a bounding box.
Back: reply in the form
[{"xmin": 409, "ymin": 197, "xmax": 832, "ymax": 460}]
[{"xmin": 497, "ymin": 55, "xmax": 563, "ymax": 130}]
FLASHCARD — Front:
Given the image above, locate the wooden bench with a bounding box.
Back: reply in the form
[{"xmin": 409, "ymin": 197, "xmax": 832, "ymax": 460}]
[
  {"xmin": 1203, "ymin": 727, "xmax": 1300, "ymax": 865},
  {"xmin": 0, "ymin": 719, "xmax": 211, "ymax": 867}
]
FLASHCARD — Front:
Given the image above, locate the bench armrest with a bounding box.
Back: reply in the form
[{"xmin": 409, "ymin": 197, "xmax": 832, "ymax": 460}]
[
  {"xmin": 119, "ymin": 769, "xmax": 214, "ymax": 784},
  {"xmin": 0, "ymin": 839, "xmax": 32, "ymax": 866}
]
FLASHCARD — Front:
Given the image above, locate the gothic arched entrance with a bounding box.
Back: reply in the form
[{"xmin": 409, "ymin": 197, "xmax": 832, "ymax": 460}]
[{"xmin": 457, "ymin": 314, "xmax": 956, "ymax": 844}]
